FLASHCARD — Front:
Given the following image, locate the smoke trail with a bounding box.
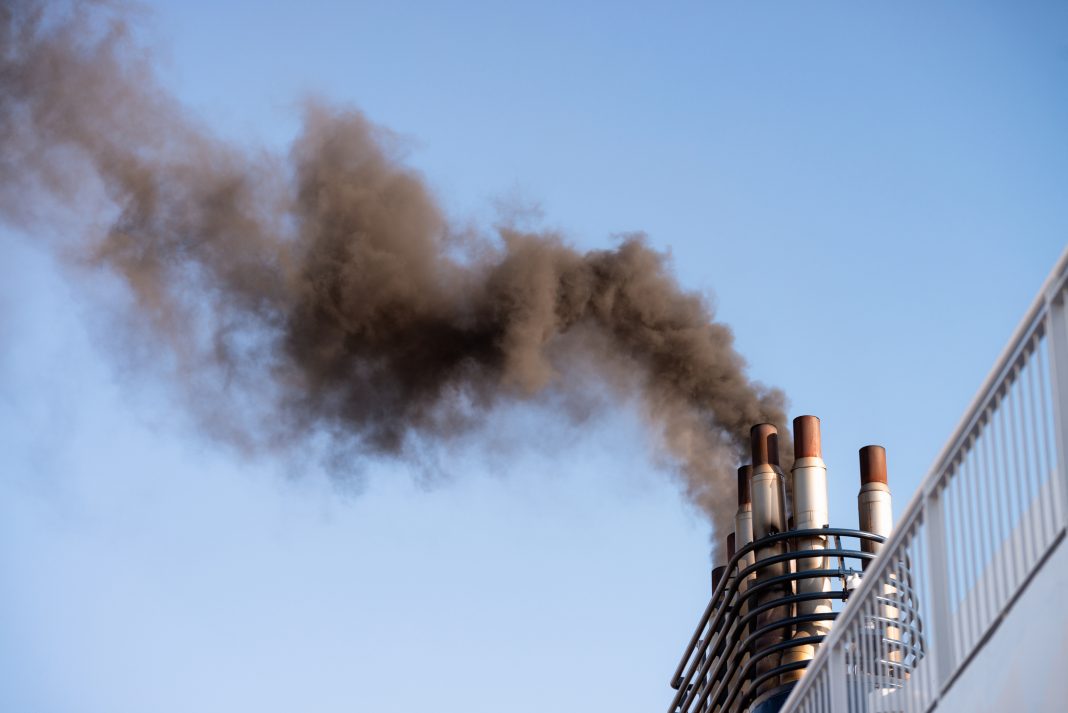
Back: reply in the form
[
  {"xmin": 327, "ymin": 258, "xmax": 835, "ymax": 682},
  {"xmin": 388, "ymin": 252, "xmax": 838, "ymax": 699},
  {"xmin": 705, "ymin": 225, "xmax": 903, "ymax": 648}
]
[{"xmin": 0, "ymin": 1, "xmax": 788, "ymax": 555}]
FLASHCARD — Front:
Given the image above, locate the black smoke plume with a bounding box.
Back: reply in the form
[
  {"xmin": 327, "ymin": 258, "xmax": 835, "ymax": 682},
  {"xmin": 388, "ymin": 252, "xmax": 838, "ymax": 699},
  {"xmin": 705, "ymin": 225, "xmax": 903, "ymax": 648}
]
[{"xmin": 0, "ymin": 0, "xmax": 789, "ymax": 556}]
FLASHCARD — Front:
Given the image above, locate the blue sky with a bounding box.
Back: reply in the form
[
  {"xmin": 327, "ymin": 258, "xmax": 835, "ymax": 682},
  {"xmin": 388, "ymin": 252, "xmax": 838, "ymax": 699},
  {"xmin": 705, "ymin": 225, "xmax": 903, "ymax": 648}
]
[{"xmin": 1, "ymin": 2, "xmax": 1066, "ymax": 712}]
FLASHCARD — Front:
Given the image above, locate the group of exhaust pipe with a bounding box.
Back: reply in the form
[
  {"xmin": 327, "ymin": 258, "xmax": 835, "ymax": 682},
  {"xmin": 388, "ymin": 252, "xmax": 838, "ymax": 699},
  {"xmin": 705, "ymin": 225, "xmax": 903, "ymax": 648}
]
[{"xmin": 713, "ymin": 415, "xmax": 894, "ymax": 705}]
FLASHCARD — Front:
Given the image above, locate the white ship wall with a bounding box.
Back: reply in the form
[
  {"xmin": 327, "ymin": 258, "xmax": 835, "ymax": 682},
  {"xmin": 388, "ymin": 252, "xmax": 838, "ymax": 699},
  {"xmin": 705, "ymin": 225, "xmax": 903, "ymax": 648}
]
[{"xmin": 937, "ymin": 536, "xmax": 1068, "ymax": 712}]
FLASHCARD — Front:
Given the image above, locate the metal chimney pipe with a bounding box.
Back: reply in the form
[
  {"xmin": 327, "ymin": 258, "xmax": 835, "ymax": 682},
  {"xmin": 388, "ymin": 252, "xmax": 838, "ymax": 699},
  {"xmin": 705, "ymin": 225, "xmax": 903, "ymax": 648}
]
[
  {"xmin": 750, "ymin": 425, "xmax": 788, "ymax": 541},
  {"xmin": 735, "ymin": 465, "xmax": 754, "ymax": 568},
  {"xmin": 781, "ymin": 416, "xmax": 832, "ymax": 679},
  {"xmin": 750, "ymin": 423, "xmax": 790, "ymax": 694},
  {"xmin": 858, "ymin": 445, "xmax": 901, "ymax": 674},
  {"xmin": 728, "ymin": 465, "xmax": 755, "ymax": 705},
  {"xmin": 727, "ymin": 532, "xmax": 736, "ymax": 561},
  {"xmin": 858, "ymin": 445, "xmax": 893, "ymax": 559}
]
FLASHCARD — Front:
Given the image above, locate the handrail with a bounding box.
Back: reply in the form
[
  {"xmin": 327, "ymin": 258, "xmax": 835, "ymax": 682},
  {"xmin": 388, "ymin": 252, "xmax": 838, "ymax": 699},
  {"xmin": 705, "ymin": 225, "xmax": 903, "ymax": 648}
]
[
  {"xmin": 669, "ymin": 528, "xmax": 879, "ymax": 689},
  {"xmin": 667, "ymin": 529, "xmax": 897, "ymax": 713},
  {"xmin": 781, "ymin": 245, "xmax": 1068, "ymax": 713}
]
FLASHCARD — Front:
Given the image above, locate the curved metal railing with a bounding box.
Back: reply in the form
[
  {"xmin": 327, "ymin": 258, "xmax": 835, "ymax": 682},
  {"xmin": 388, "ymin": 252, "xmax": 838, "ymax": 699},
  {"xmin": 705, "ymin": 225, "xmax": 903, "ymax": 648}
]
[{"xmin": 668, "ymin": 528, "xmax": 919, "ymax": 713}]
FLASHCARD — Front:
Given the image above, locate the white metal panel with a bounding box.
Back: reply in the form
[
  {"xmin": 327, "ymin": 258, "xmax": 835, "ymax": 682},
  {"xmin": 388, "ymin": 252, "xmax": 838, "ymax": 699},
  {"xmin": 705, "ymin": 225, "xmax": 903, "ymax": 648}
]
[{"xmin": 934, "ymin": 537, "xmax": 1068, "ymax": 712}]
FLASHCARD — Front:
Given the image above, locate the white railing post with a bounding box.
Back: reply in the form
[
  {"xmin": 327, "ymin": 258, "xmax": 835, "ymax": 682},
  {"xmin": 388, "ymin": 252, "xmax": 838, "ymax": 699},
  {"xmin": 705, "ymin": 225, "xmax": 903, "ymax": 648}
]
[
  {"xmin": 921, "ymin": 485, "xmax": 955, "ymax": 693},
  {"xmin": 1044, "ymin": 285, "xmax": 1068, "ymax": 530},
  {"xmin": 827, "ymin": 643, "xmax": 848, "ymax": 713}
]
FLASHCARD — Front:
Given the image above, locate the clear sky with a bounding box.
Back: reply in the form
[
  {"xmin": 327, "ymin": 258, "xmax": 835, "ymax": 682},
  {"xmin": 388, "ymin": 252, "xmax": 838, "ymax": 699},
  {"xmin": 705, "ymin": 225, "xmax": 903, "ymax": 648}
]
[{"xmin": 1, "ymin": 1, "xmax": 1066, "ymax": 712}]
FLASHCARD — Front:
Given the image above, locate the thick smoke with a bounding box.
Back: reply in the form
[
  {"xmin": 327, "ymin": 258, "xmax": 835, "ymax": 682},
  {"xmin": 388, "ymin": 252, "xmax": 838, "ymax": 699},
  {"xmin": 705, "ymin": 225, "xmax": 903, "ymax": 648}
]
[{"xmin": 0, "ymin": 1, "xmax": 789, "ymax": 555}]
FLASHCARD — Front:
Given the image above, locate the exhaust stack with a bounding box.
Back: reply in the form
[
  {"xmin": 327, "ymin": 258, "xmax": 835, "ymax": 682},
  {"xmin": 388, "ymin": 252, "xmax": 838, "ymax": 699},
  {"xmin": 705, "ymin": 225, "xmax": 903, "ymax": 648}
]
[
  {"xmin": 667, "ymin": 416, "xmax": 902, "ymax": 713},
  {"xmin": 858, "ymin": 445, "xmax": 893, "ymax": 558},
  {"xmin": 734, "ymin": 466, "xmax": 755, "ymax": 572},
  {"xmin": 749, "ymin": 423, "xmax": 790, "ymax": 694},
  {"xmin": 726, "ymin": 466, "xmax": 756, "ymax": 707},
  {"xmin": 781, "ymin": 416, "xmax": 832, "ymax": 677},
  {"xmin": 858, "ymin": 445, "xmax": 900, "ymax": 673}
]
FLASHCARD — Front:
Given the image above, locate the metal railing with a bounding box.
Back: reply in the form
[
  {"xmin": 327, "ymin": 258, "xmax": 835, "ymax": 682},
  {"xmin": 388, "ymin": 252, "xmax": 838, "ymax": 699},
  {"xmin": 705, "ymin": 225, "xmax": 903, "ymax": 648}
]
[
  {"xmin": 781, "ymin": 247, "xmax": 1068, "ymax": 713},
  {"xmin": 668, "ymin": 529, "xmax": 893, "ymax": 713}
]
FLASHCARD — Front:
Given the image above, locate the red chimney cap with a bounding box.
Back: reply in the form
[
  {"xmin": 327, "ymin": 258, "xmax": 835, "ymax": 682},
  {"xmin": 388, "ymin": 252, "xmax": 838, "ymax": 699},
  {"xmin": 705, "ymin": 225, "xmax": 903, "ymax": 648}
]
[
  {"xmin": 750, "ymin": 424, "xmax": 780, "ymax": 467},
  {"xmin": 859, "ymin": 445, "xmax": 888, "ymax": 484},
  {"xmin": 793, "ymin": 415, "xmax": 822, "ymax": 459}
]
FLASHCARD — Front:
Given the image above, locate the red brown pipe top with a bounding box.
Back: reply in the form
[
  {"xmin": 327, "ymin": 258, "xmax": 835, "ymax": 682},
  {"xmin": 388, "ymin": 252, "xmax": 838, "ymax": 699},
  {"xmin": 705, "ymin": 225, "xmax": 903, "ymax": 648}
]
[
  {"xmin": 750, "ymin": 423, "xmax": 780, "ymax": 467},
  {"xmin": 737, "ymin": 465, "xmax": 753, "ymax": 505},
  {"xmin": 793, "ymin": 415, "xmax": 822, "ymax": 459},
  {"xmin": 726, "ymin": 532, "xmax": 736, "ymax": 559},
  {"xmin": 859, "ymin": 445, "xmax": 888, "ymax": 484}
]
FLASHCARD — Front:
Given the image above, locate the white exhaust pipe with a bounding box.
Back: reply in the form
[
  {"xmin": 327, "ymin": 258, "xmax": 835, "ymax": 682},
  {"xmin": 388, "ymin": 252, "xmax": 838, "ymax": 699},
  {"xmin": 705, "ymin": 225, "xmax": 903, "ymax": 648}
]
[
  {"xmin": 781, "ymin": 416, "xmax": 832, "ymax": 679},
  {"xmin": 734, "ymin": 465, "xmax": 755, "ymax": 578},
  {"xmin": 858, "ymin": 445, "xmax": 900, "ymax": 674},
  {"xmin": 720, "ymin": 467, "xmax": 755, "ymax": 707},
  {"xmin": 749, "ymin": 423, "xmax": 790, "ymax": 694},
  {"xmin": 858, "ymin": 445, "xmax": 893, "ymax": 553}
]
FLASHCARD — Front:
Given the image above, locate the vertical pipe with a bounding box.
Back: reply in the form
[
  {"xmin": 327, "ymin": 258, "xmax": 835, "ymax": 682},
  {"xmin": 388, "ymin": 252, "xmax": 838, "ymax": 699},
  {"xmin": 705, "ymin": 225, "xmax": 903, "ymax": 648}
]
[
  {"xmin": 859, "ymin": 446, "xmax": 893, "ymax": 556},
  {"xmin": 750, "ymin": 423, "xmax": 790, "ymax": 695},
  {"xmin": 781, "ymin": 416, "xmax": 831, "ymax": 680},
  {"xmin": 858, "ymin": 445, "xmax": 899, "ymax": 680},
  {"xmin": 735, "ymin": 465, "xmax": 755, "ymax": 573},
  {"xmin": 724, "ymin": 465, "xmax": 755, "ymax": 708},
  {"xmin": 722, "ymin": 527, "xmax": 739, "ymax": 702}
]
